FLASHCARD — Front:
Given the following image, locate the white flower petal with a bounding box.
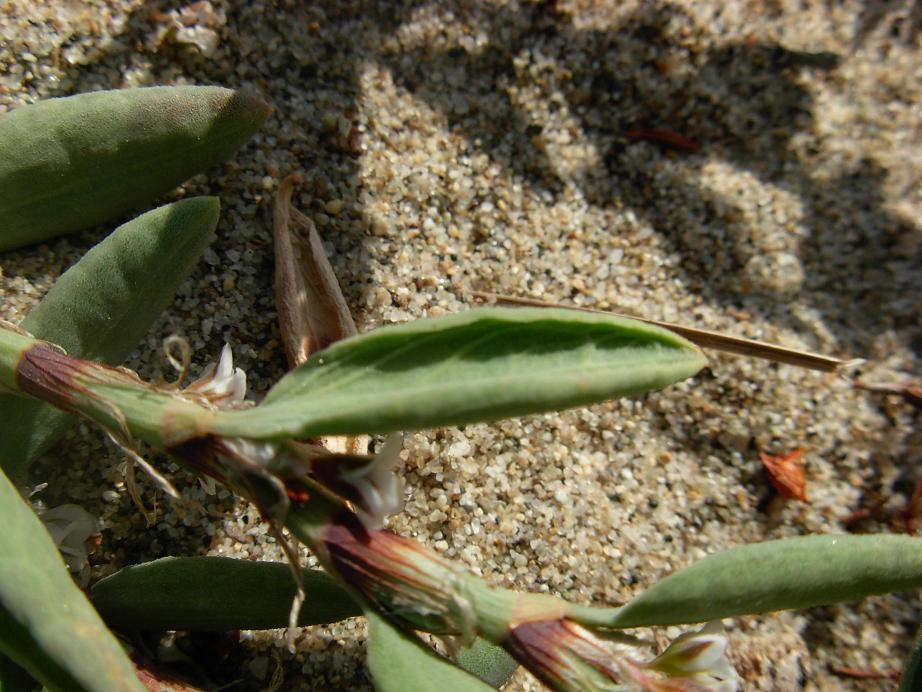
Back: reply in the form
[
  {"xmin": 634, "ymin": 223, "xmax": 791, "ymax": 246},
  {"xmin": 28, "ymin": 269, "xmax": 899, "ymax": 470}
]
[
  {"xmin": 216, "ymin": 343, "xmax": 234, "ymax": 379},
  {"xmin": 646, "ymin": 621, "xmax": 739, "ymax": 690},
  {"xmin": 343, "ymin": 434, "xmax": 406, "ymax": 529},
  {"xmin": 39, "ymin": 504, "xmax": 98, "ymax": 582},
  {"xmin": 185, "ymin": 344, "xmax": 248, "ymax": 408}
]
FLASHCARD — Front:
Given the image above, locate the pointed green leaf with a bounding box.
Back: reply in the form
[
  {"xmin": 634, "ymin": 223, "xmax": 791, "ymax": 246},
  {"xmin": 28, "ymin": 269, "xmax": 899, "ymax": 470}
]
[
  {"xmin": 453, "ymin": 638, "xmax": 519, "ymax": 688},
  {"xmin": 0, "ymin": 197, "xmax": 219, "ymax": 480},
  {"xmin": 91, "ymin": 556, "xmax": 361, "ymax": 631},
  {"xmin": 605, "ymin": 534, "xmax": 922, "ymax": 628},
  {"xmin": 0, "ymin": 86, "xmax": 268, "ymax": 250},
  {"xmin": 210, "ymin": 307, "xmax": 707, "ymax": 440},
  {"xmin": 0, "ymin": 655, "xmax": 37, "ymax": 692},
  {"xmin": 366, "ymin": 610, "xmax": 494, "ymax": 692},
  {"xmin": 0, "ymin": 469, "xmax": 143, "ymax": 691},
  {"xmin": 900, "ymin": 625, "xmax": 922, "ymax": 692}
]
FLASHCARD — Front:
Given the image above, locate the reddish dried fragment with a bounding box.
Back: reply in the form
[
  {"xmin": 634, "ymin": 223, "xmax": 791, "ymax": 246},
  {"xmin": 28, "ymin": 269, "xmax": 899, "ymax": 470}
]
[
  {"xmin": 132, "ymin": 654, "xmax": 202, "ymax": 692},
  {"xmin": 621, "ymin": 128, "xmax": 700, "ymax": 151},
  {"xmin": 760, "ymin": 448, "xmax": 808, "ymax": 502},
  {"xmin": 903, "ymin": 477, "xmax": 922, "ymax": 535},
  {"xmin": 829, "ymin": 664, "xmax": 901, "ymax": 681},
  {"xmin": 284, "ymin": 482, "xmax": 311, "ymax": 505}
]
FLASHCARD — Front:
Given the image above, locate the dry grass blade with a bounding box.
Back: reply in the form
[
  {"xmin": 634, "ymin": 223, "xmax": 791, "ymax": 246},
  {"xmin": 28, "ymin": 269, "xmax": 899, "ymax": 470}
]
[
  {"xmin": 471, "ymin": 291, "xmax": 859, "ymax": 374},
  {"xmin": 273, "ymin": 172, "xmax": 367, "ymax": 456}
]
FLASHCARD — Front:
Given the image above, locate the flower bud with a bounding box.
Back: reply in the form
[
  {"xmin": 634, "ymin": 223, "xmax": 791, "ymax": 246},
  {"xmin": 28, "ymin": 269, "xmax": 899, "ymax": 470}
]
[
  {"xmin": 641, "ymin": 621, "xmax": 739, "ymax": 691},
  {"xmin": 502, "ymin": 618, "xmax": 633, "ymax": 691},
  {"xmin": 323, "ymin": 511, "xmax": 471, "ymax": 634}
]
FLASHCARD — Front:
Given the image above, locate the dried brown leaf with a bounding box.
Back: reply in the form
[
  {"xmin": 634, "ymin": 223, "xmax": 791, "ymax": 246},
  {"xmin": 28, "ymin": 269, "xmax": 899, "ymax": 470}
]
[
  {"xmin": 274, "ymin": 172, "xmax": 357, "ymax": 367},
  {"xmin": 760, "ymin": 448, "xmax": 808, "ymax": 503},
  {"xmin": 273, "ymin": 172, "xmax": 366, "ymax": 456}
]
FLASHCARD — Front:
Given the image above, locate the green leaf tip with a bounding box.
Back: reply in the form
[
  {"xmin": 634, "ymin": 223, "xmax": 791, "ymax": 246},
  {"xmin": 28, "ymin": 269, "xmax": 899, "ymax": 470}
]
[
  {"xmin": 210, "ymin": 306, "xmax": 707, "ymax": 440},
  {"xmin": 0, "ymin": 86, "xmax": 268, "ymax": 250},
  {"xmin": 0, "ymin": 469, "xmax": 143, "ymax": 691},
  {"xmin": 609, "ymin": 534, "xmax": 922, "ymax": 628},
  {"xmin": 0, "ymin": 197, "xmax": 220, "ymax": 480},
  {"xmin": 91, "ymin": 556, "xmax": 361, "ymax": 632},
  {"xmin": 366, "ymin": 610, "xmax": 495, "ymax": 691},
  {"xmin": 454, "ymin": 638, "xmax": 519, "ymax": 688},
  {"xmin": 900, "ymin": 625, "xmax": 922, "ymax": 692}
]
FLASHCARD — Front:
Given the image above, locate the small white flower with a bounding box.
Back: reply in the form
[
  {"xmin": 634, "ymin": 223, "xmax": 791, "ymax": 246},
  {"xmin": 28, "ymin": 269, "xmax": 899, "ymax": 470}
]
[
  {"xmin": 184, "ymin": 344, "xmax": 248, "ymax": 409},
  {"xmin": 643, "ymin": 621, "xmax": 739, "ymax": 691},
  {"xmin": 342, "ymin": 434, "xmax": 405, "ymax": 530},
  {"xmin": 309, "ymin": 434, "xmax": 406, "ymax": 530},
  {"xmin": 40, "ymin": 504, "xmax": 98, "ymax": 586},
  {"xmin": 219, "ymin": 437, "xmax": 280, "ymax": 468}
]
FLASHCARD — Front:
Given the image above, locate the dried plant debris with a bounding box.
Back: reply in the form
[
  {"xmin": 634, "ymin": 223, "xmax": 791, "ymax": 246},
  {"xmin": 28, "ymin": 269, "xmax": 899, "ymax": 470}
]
[
  {"xmin": 150, "ymin": 1, "xmax": 226, "ymax": 57},
  {"xmin": 273, "ymin": 172, "xmax": 358, "ymax": 368},
  {"xmin": 854, "ymin": 377, "xmax": 922, "ymax": 410},
  {"xmin": 273, "ymin": 171, "xmax": 366, "ymax": 457},
  {"xmin": 760, "ymin": 448, "xmax": 808, "ymax": 503},
  {"xmin": 852, "ymin": 0, "xmax": 922, "ymax": 47}
]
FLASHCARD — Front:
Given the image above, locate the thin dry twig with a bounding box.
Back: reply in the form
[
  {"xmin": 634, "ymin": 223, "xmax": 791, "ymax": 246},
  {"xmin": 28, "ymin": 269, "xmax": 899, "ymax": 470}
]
[
  {"xmin": 471, "ymin": 291, "xmax": 861, "ymax": 374},
  {"xmin": 829, "ymin": 663, "xmax": 901, "ymax": 681},
  {"xmin": 853, "ymin": 379, "xmax": 922, "ymax": 410}
]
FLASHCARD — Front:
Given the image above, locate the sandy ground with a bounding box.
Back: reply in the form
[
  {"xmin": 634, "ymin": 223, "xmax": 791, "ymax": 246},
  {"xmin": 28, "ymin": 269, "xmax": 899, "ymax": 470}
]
[{"xmin": 2, "ymin": 1, "xmax": 921, "ymax": 689}]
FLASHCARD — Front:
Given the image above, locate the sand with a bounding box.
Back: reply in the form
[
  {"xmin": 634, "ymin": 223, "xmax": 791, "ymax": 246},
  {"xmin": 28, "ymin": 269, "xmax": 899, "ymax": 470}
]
[{"xmin": 1, "ymin": 1, "xmax": 921, "ymax": 689}]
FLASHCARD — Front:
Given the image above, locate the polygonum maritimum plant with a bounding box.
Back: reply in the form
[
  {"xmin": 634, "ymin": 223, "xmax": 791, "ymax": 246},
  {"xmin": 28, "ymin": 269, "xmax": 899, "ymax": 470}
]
[{"xmin": 2, "ymin": 89, "xmax": 922, "ymax": 692}]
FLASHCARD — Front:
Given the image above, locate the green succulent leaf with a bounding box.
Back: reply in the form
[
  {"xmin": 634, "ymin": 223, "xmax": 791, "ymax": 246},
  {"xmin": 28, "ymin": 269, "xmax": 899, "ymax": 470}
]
[
  {"xmin": 453, "ymin": 638, "xmax": 519, "ymax": 688},
  {"xmin": 91, "ymin": 556, "xmax": 361, "ymax": 631},
  {"xmin": 0, "ymin": 86, "xmax": 268, "ymax": 250},
  {"xmin": 0, "ymin": 308, "xmax": 705, "ymax": 449},
  {"xmin": 0, "ymin": 197, "xmax": 219, "ymax": 480},
  {"xmin": 210, "ymin": 307, "xmax": 707, "ymax": 440},
  {"xmin": 0, "ymin": 654, "xmax": 37, "ymax": 692},
  {"xmin": 0, "ymin": 469, "xmax": 143, "ymax": 692},
  {"xmin": 900, "ymin": 625, "xmax": 922, "ymax": 692},
  {"xmin": 602, "ymin": 534, "xmax": 922, "ymax": 628},
  {"xmin": 366, "ymin": 610, "xmax": 495, "ymax": 692}
]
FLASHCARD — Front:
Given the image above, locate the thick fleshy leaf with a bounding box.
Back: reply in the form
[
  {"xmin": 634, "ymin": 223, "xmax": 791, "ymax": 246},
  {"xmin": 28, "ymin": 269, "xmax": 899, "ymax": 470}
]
[
  {"xmin": 0, "ymin": 197, "xmax": 219, "ymax": 480},
  {"xmin": 0, "ymin": 654, "xmax": 36, "ymax": 692},
  {"xmin": 0, "ymin": 308, "xmax": 705, "ymax": 448},
  {"xmin": 0, "ymin": 86, "xmax": 268, "ymax": 250},
  {"xmin": 366, "ymin": 610, "xmax": 494, "ymax": 692},
  {"xmin": 454, "ymin": 638, "xmax": 519, "ymax": 688},
  {"xmin": 0, "ymin": 469, "xmax": 143, "ymax": 691},
  {"xmin": 900, "ymin": 625, "xmax": 922, "ymax": 692},
  {"xmin": 604, "ymin": 534, "xmax": 922, "ymax": 628},
  {"xmin": 209, "ymin": 307, "xmax": 707, "ymax": 440},
  {"xmin": 91, "ymin": 556, "xmax": 361, "ymax": 631}
]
